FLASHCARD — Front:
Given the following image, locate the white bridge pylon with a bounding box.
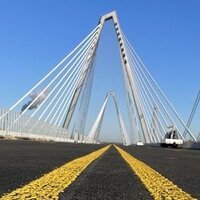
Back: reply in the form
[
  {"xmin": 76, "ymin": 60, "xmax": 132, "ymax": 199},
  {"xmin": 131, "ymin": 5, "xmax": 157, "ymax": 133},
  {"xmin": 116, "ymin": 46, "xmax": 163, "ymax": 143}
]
[
  {"xmin": 87, "ymin": 92, "xmax": 131, "ymax": 146},
  {"xmin": 0, "ymin": 11, "xmax": 198, "ymax": 143}
]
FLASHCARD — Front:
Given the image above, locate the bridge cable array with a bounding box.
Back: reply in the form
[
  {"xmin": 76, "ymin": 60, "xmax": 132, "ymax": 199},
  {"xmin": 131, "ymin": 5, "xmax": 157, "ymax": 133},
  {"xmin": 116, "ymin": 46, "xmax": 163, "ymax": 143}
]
[
  {"xmin": 0, "ymin": 11, "xmax": 198, "ymax": 143},
  {"xmin": 183, "ymin": 89, "xmax": 200, "ymax": 139},
  {"xmin": 120, "ymin": 31, "xmax": 196, "ymax": 142},
  {"xmin": 0, "ymin": 24, "xmax": 101, "ymax": 141}
]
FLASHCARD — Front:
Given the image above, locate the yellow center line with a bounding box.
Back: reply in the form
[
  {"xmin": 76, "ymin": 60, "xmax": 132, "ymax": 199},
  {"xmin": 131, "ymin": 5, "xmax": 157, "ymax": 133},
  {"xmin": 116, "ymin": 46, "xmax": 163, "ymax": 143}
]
[
  {"xmin": 0, "ymin": 145, "xmax": 110, "ymax": 200},
  {"xmin": 115, "ymin": 145, "xmax": 197, "ymax": 200}
]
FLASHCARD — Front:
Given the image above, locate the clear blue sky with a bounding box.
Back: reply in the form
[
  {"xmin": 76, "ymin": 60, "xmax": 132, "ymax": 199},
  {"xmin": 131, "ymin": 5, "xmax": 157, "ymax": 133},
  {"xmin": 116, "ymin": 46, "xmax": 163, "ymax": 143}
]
[{"xmin": 0, "ymin": 1, "xmax": 200, "ymax": 141}]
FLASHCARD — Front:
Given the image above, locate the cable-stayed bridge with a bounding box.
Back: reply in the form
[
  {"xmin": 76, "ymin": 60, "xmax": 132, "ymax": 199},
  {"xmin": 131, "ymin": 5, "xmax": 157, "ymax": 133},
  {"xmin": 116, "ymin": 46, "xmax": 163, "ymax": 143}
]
[
  {"xmin": 0, "ymin": 11, "xmax": 199, "ymax": 145},
  {"xmin": 0, "ymin": 11, "xmax": 200, "ymax": 200}
]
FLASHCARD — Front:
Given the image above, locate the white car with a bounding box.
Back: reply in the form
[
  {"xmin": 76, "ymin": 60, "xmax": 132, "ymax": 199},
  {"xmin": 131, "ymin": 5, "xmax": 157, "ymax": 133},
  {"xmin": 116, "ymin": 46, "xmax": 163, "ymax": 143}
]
[
  {"xmin": 161, "ymin": 127, "xmax": 183, "ymax": 148},
  {"xmin": 136, "ymin": 141, "xmax": 144, "ymax": 146}
]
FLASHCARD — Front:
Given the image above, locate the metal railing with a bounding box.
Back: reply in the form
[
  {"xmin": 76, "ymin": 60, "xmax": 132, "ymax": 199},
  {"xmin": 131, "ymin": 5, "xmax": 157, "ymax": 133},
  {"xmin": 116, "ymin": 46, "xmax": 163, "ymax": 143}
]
[{"xmin": 0, "ymin": 107, "xmax": 73, "ymax": 142}]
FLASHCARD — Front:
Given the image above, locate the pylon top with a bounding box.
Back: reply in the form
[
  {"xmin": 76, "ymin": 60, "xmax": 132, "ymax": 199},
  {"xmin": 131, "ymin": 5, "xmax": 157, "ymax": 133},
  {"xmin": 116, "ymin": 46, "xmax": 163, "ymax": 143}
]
[{"xmin": 99, "ymin": 11, "xmax": 118, "ymax": 24}]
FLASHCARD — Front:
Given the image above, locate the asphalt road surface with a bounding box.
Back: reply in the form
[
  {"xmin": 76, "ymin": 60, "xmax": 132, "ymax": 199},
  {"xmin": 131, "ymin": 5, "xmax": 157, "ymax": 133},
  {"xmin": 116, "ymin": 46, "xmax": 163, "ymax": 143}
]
[
  {"xmin": 0, "ymin": 139, "xmax": 199, "ymax": 199},
  {"xmin": 0, "ymin": 139, "xmax": 103, "ymax": 196},
  {"xmin": 123, "ymin": 145, "xmax": 200, "ymax": 199},
  {"xmin": 60, "ymin": 146, "xmax": 152, "ymax": 200}
]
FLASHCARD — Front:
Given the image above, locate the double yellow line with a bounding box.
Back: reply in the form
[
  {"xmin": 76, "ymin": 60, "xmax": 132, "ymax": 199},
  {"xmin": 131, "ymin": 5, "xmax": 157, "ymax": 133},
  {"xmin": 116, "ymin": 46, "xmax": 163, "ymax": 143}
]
[
  {"xmin": 0, "ymin": 145, "xmax": 110, "ymax": 200},
  {"xmin": 0, "ymin": 145, "xmax": 196, "ymax": 200},
  {"xmin": 115, "ymin": 145, "xmax": 196, "ymax": 200}
]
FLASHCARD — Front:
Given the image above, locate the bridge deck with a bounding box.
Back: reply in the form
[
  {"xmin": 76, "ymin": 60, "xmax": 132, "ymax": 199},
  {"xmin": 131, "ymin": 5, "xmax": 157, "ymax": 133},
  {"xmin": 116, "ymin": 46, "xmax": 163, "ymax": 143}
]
[{"xmin": 0, "ymin": 140, "xmax": 199, "ymax": 199}]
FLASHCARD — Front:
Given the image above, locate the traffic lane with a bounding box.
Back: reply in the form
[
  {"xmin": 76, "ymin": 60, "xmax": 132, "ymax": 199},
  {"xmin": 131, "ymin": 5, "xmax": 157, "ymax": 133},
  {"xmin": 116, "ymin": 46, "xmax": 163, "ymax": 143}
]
[
  {"xmin": 60, "ymin": 146, "xmax": 152, "ymax": 200},
  {"xmin": 123, "ymin": 146, "xmax": 200, "ymax": 199},
  {"xmin": 0, "ymin": 145, "xmax": 110, "ymax": 199},
  {"xmin": 0, "ymin": 139, "xmax": 104, "ymax": 196}
]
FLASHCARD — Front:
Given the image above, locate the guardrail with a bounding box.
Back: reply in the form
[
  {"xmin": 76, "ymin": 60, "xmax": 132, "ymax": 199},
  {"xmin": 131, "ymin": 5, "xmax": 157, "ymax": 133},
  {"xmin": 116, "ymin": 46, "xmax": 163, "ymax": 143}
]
[{"xmin": 0, "ymin": 107, "xmax": 73, "ymax": 142}]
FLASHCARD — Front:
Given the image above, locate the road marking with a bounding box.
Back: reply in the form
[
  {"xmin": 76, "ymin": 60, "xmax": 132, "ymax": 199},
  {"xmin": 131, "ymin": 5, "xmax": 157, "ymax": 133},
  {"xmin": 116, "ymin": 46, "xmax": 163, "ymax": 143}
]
[
  {"xmin": 0, "ymin": 145, "xmax": 110, "ymax": 200},
  {"xmin": 115, "ymin": 145, "xmax": 197, "ymax": 200}
]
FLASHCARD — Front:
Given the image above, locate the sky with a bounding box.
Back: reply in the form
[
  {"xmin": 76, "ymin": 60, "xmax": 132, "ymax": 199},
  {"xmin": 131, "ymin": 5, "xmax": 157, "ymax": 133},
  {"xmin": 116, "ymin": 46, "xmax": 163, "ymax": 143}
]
[{"xmin": 0, "ymin": 1, "xmax": 200, "ymax": 142}]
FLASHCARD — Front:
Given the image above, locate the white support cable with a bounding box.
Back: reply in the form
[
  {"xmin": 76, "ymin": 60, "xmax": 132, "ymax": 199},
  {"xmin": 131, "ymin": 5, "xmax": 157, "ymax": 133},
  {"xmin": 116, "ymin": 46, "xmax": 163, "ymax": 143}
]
[
  {"xmin": 133, "ymin": 62, "xmax": 169, "ymax": 129},
  {"xmin": 131, "ymin": 55, "xmax": 174, "ymax": 128},
  {"xmin": 30, "ymin": 34, "xmax": 97, "ymax": 119},
  {"xmin": 51, "ymin": 62, "xmax": 84, "ymax": 126},
  {"xmin": 122, "ymin": 55, "xmax": 145, "ymax": 141},
  {"xmin": 127, "ymin": 51, "xmax": 155, "ymax": 143},
  {"xmin": 125, "ymin": 42, "xmax": 167, "ymax": 138},
  {"xmin": 134, "ymin": 70, "xmax": 160, "ymax": 142},
  {"xmin": 6, "ymin": 30, "xmax": 99, "ymax": 131},
  {"xmin": 61, "ymin": 25, "xmax": 103, "ymax": 130},
  {"xmin": 53, "ymin": 63, "xmax": 84, "ymax": 126},
  {"xmin": 153, "ymin": 108, "xmax": 165, "ymax": 141},
  {"xmin": 134, "ymin": 72, "xmax": 163, "ymax": 141},
  {"xmin": 130, "ymin": 72, "xmax": 170, "ymax": 139},
  {"xmin": 44, "ymin": 73, "xmax": 79, "ymax": 123},
  {"xmin": 122, "ymin": 31, "xmax": 196, "ymax": 142},
  {"xmin": 127, "ymin": 41, "xmax": 164, "ymax": 141},
  {"xmin": 56, "ymin": 62, "xmax": 87, "ymax": 127},
  {"xmin": 137, "ymin": 77, "xmax": 165, "ymax": 140},
  {"xmin": 44, "ymin": 64, "xmax": 83, "ymax": 123},
  {"xmin": 121, "ymin": 58, "xmax": 139, "ymax": 142},
  {"xmin": 75, "ymin": 62, "xmax": 96, "ymax": 142},
  {"xmin": 122, "ymin": 33, "xmax": 186, "ymax": 140},
  {"xmin": 31, "ymin": 60, "xmax": 81, "ymax": 120},
  {"xmin": 0, "ymin": 25, "xmax": 100, "ymax": 122},
  {"xmin": 50, "ymin": 42, "xmax": 95, "ymax": 126},
  {"xmin": 123, "ymin": 36, "xmax": 170, "ymax": 128},
  {"xmin": 197, "ymin": 132, "xmax": 200, "ymax": 141},
  {"xmin": 78, "ymin": 59, "xmax": 95, "ymax": 110},
  {"xmin": 126, "ymin": 53, "xmax": 182, "ymax": 141},
  {"xmin": 129, "ymin": 51, "xmax": 185, "ymax": 140},
  {"xmin": 132, "ymin": 61, "xmax": 163, "ymax": 141},
  {"xmin": 44, "ymin": 50, "xmax": 94, "ymax": 123},
  {"xmin": 27, "ymin": 57, "xmax": 85, "ymax": 134},
  {"xmin": 49, "ymin": 66, "xmax": 83, "ymax": 125},
  {"xmin": 183, "ymin": 89, "xmax": 200, "ymax": 138},
  {"xmin": 24, "ymin": 29, "xmax": 98, "ymax": 118},
  {"xmin": 55, "ymin": 31, "xmax": 100, "ymax": 137},
  {"xmin": 49, "ymin": 79, "xmax": 75, "ymax": 125},
  {"xmin": 123, "ymin": 37, "xmax": 170, "ymax": 141},
  {"xmin": 37, "ymin": 62, "xmax": 81, "ymax": 121},
  {"xmin": 132, "ymin": 73, "xmax": 154, "ymax": 142},
  {"xmin": 119, "ymin": 43, "xmax": 151, "ymax": 142}
]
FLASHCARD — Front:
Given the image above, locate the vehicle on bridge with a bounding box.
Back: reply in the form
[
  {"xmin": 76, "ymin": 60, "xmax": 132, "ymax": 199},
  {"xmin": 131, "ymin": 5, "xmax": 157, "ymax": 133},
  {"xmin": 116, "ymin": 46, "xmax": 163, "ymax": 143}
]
[
  {"xmin": 161, "ymin": 127, "xmax": 183, "ymax": 148},
  {"xmin": 136, "ymin": 141, "xmax": 144, "ymax": 146}
]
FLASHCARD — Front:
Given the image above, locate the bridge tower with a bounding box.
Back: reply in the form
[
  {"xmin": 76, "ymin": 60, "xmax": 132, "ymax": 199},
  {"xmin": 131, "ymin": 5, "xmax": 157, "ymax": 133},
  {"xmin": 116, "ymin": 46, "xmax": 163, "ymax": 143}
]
[{"xmin": 62, "ymin": 11, "xmax": 151, "ymax": 143}]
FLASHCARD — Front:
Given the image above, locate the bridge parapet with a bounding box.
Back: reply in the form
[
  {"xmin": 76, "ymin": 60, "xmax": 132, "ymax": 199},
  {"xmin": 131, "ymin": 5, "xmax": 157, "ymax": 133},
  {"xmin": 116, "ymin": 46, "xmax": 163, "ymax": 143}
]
[{"xmin": 0, "ymin": 106, "xmax": 72, "ymax": 142}]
